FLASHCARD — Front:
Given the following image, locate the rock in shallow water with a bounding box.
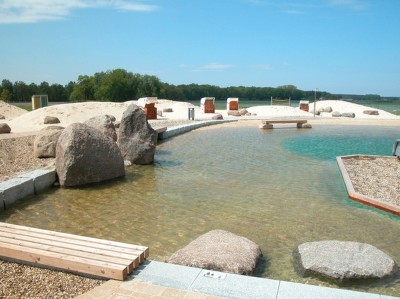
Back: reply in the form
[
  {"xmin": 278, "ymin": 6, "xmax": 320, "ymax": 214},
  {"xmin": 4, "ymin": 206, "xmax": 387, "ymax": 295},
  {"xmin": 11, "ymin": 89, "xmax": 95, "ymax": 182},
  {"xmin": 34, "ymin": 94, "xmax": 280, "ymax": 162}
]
[
  {"xmin": 293, "ymin": 240, "xmax": 397, "ymax": 281},
  {"xmin": 167, "ymin": 229, "xmax": 262, "ymax": 275}
]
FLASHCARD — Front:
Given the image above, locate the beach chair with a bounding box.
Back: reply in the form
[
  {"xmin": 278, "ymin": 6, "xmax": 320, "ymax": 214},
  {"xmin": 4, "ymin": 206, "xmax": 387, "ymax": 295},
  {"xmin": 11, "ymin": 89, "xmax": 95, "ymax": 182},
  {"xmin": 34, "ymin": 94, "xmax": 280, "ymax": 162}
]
[
  {"xmin": 299, "ymin": 100, "xmax": 309, "ymax": 112},
  {"xmin": 227, "ymin": 98, "xmax": 239, "ymax": 111},
  {"xmin": 200, "ymin": 97, "xmax": 215, "ymax": 113},
  {"xmin": 137, "ymin": 97, "xmax": 158, "ymax": 120}
]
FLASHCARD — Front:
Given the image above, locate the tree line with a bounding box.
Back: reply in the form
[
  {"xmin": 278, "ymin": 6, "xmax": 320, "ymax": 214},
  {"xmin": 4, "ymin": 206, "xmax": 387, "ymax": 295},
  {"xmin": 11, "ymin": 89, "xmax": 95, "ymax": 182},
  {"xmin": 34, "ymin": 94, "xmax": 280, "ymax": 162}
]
[{"xmin": 0, "ymin": 68, "xmax": 391, "ymax": 104}]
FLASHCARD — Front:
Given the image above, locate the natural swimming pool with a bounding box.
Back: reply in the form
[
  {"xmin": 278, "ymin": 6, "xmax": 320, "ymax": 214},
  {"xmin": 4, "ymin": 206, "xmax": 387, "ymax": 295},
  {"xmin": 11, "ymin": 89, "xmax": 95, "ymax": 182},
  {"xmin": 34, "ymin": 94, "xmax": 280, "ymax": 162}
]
[{"xmin": 1, "ymin": 124, "xmax": 400, "ymax": 295}]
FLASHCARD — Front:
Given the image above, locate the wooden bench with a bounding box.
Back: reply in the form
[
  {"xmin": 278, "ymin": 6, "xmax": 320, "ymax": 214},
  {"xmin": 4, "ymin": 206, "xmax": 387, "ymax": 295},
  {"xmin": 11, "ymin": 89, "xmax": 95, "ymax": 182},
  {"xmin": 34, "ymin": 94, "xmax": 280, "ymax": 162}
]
[
  {"xmin": 0, "ymin": 222, "xmax": 149, "ymax": 280},
  {"xmin": 259, "ymin": 119, "xmax": 309, "ymax": 129}
]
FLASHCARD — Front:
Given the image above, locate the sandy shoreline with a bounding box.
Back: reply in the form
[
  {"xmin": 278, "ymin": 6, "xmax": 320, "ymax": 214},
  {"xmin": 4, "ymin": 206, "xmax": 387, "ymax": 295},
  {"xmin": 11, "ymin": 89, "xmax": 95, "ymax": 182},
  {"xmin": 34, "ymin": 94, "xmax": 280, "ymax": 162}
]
[{"xmin": 1, "ymin": 99, "xmax": 399, "ymax": 134}]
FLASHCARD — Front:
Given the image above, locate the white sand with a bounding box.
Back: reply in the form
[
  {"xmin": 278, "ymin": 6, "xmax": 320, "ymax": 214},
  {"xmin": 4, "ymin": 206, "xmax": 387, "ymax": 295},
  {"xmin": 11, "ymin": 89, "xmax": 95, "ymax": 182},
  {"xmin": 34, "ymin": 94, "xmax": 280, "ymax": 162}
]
[{"xmin": 1, "ymin": 99, "xmax": 399, "ymax": 133}]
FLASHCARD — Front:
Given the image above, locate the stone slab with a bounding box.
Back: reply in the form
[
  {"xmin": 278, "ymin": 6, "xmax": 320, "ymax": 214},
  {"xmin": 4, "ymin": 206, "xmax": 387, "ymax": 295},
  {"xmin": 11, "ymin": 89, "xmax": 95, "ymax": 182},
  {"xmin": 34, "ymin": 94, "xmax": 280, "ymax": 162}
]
[
  {"xmin": 277, "ymin": 281, "xmax": 380, "ymax": 299},
  {"xmin": 18, "ymin": 168, "xmax": 56, "ymax": 194},
  {"xmin": 190, "ymin": 269, "xmax": 279, "ymax": 299},
  {"xmin": 132, "ymin": 260, "xmax": 202, "ymax": 290},
  {"xmin": 0, "ymin": 176, "xmax": 34, "ymax": 208}
]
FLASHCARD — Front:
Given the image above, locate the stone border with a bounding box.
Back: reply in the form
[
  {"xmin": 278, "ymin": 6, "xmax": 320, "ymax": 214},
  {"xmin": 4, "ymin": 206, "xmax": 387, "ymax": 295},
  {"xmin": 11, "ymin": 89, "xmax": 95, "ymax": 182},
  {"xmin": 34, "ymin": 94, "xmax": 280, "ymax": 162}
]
[
  {"xmin": 158, "ymin": 119, "xmax": 237, "ymax": 140},
  {"xmin": 336, "ymin": 155, "xmax": 400, "ymax": 216},
  {"xmin": 0, "ymin": 169, "xmax": 56, "ymax": 211}
]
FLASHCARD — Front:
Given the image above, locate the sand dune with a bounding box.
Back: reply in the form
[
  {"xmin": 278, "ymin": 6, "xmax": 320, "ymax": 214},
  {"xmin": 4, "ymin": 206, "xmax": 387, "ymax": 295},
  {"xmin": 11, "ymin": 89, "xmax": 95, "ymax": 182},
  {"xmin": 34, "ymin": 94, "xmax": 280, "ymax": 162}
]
[{"xmin": 1, "ymin": 99, "xmax": 399, "ymax": 133}]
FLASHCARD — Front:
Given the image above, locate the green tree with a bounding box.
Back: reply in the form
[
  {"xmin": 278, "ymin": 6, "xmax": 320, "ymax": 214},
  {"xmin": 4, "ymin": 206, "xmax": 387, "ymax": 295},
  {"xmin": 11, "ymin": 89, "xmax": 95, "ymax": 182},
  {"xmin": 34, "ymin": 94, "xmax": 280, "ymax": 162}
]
[
  {"xmin": 70, "ymin": 75, "xmax": 95, "ymax": 101},
  {"xmin": 94, "ymin": 69, "xmax": 139, "ymax": 102},
  {"xmin": 0, "ymin": 89, "xmax": 12, "ymax": 102},
  {"xmin": 137, "ymin": 74, "xmax": 162, "ymax": 98}
]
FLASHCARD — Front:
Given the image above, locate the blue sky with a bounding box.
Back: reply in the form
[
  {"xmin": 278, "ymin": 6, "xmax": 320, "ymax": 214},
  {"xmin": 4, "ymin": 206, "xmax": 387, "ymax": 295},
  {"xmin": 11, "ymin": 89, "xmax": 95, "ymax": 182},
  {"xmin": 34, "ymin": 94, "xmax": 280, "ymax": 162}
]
[{"xmin": 0, "ymin": 0, "xmax": 399, "ymax": 96}]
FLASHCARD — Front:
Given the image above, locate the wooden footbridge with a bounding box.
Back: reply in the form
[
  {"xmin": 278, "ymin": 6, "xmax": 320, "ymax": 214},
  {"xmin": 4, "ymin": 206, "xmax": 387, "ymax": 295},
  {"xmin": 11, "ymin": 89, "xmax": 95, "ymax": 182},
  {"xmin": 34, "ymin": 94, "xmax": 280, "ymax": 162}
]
[{"xmin": 0, "ymin": 222, "xmax": 149, "ymax": 280}]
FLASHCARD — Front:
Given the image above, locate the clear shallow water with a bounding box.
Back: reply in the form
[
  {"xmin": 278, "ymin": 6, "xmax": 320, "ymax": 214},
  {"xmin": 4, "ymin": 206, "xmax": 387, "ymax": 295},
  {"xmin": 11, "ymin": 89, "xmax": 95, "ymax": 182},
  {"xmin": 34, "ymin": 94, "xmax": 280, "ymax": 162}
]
[{"xmin": 1, "ymin": 125, "xmax": 400, "ymax": 295}]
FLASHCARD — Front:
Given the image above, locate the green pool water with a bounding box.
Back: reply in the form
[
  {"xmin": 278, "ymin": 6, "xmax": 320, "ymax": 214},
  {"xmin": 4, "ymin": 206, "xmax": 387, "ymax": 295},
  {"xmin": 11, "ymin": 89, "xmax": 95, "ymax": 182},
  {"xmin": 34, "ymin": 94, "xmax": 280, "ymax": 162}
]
[{"xmin": 1, "ymin": 125, "xmax": 400, "ymax": 296}]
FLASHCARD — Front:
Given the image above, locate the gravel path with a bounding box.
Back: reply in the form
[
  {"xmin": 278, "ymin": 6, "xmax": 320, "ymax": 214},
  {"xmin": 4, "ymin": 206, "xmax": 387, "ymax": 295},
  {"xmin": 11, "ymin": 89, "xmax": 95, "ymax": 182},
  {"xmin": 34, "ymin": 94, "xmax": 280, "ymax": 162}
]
[
  {"xmin": 342, "ymin": 156, "xmax": 400, "ymax": 207},
  {"xmin": 0, "ymin": 260, "xmax": 104, "ymax": 299}
]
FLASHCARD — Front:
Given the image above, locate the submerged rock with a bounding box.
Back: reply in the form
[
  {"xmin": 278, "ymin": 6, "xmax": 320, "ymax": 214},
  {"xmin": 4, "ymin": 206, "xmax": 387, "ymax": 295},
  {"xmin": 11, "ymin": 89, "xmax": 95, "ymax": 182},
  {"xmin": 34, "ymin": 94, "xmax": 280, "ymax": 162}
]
[
  {"xmin": 293, "ymin": 240, "xmax": 397, "ymax": 281},
  {"xmin": 167, "ymin": 229, "xmax": 262, "ymax": 275}
]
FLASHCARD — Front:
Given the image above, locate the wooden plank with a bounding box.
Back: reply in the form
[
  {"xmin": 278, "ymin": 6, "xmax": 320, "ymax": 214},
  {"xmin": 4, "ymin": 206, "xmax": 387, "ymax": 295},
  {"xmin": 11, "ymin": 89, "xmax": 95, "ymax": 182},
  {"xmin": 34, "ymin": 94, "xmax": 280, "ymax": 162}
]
[
  {"xmin": 0, "ymin": 224, "xmax": 148, "ymax": 262},
  {"xmin": 0, "ymin": 234, "xmax": 136, "ymax": 273},
  {"xmin": 0, "ymin": 242, "xmax": 128, "ymax": 280},
  {"xmin": 0, "ymin": 227, "xmax": 140, "ymax": 263}
]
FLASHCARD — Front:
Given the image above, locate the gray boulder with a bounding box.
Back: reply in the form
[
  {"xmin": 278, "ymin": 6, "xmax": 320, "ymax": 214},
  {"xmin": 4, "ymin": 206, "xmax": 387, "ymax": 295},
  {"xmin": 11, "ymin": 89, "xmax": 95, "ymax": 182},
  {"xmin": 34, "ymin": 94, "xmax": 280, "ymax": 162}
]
[
  {"xmin": 163, "ymin": 108, "xmax": 173, "ymax": 112},
  {"xmin": 34, "ymin": 128, "xmax": 63, "ymax": 158},
  {"xmin": 363, "ymin": 110, "xmax": 379, "ymax": 115},
  {"xmin": 167, "ymin": 229, "xmax": 262, "ymax": 275},
  {"xmin": 212, "ymin": 114, "xmax": 223, "ymax": 120},
  {"xmin": 293, "ymin": 240, "xmax": 397, "ymax": 281},
  {"xmin": 324, "ymin": 106, "xmax": 333, "ymax": 113},
  {"xmin": 227, "ymin": 110, "xmax": 241, "ymax": 116},
  {"xmin": 84, "ymin": 115, "xmax": 117, "ymax": 141},
  {"xmin": 301, "ymin": 123, "xmax": 312, "ymax": 129},
  {"xmin": 56, "ymin": 123, "xmax": 125, "ymax": 187},
  {"xmin": 44, "ymin": 116, "xmax": 60, "ymax": 124},
  {"xmin": 332, "ymin": 111, "xmax": 342, "ymax": 117},
  {"xmin": 342, "ymin": 112, "xmax": 355, "ymax": 118},
  {"xmin": 0, "ymin": 123, "xmax": 11, "ymax": 133},
  {"xmin": 117, "ymin": 104, "xmax": 157, "ymax": 165},
  {"xmin": 239, "ymin": 109, "xmax": 248, "ymax": 116}
]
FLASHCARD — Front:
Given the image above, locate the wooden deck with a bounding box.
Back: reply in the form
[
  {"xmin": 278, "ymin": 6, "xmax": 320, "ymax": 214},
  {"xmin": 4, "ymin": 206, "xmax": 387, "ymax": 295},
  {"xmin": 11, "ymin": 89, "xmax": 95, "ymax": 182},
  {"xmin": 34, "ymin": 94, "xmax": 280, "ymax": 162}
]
[
  {"xmin": 0, "ymin": 223, "xmax": 149, "ymax": 280},
  {"xmin": 259, "ymin": 119, "xmax": 309, "ymax": 129}
]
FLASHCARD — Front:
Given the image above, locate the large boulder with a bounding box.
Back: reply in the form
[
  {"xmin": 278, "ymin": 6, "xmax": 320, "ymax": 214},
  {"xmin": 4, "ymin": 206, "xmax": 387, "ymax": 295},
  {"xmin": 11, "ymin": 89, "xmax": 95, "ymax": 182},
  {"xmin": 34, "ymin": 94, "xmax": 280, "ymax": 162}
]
[
  {"xmin": 342, "ymin": 112, "xmax": 355, "ymax": 118},
  {"xmin": 0, "ymin": 123, "xmax": 11, "ymax": 134},
  {"xmin": 227, "ymin": 110, "xmax": 241, "ymax": 116},
  {"xmin": 34, "ymin": 127, "xmax": 64, "ymax": 158},
  {"xmin": 332, "ymin": 111, "xmax": 342, "ymax": 117},
  {"xmin": 56, "ymin": 123, "xmax": 125, "ymax": 187},
  {"xmin": 293, "ymin": 240, "xmax": 397, "ymax": 281},
  {"xmin": 363, "ymin": 110, "xmax": 379, "ymax": 115},
  {"xmin": 84, "ymin": 115, "xmax": 117, "ymax": 141},
  {"xmin": 117, "ymin": 104, "xmax": 157, "ymax": 165},
  {"xmin": 167, "ymin": 230, "xmax": 262, "ymax": 275},
  {"xmin": 324, "ymin": 106, "xmax": 333, "ymax": 113},
  {"xmin": 44, "ymin": 116, "xmax": 60, "ymax": 124}
]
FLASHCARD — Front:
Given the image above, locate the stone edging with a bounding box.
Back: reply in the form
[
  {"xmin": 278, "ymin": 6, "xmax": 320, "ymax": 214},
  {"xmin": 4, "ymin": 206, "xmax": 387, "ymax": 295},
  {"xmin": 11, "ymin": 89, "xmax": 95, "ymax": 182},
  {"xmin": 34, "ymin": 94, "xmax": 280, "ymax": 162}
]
[
  {"xmin": 336, "ymin": 155, "xmax": 400, "ymax": 216},
  {"xmin": 0, "ymin": 169, "xmax": 56, "ymax": 211},
  {"xmin": 158, "ymin": 119, "xmax": 238, "ymax": 140}
]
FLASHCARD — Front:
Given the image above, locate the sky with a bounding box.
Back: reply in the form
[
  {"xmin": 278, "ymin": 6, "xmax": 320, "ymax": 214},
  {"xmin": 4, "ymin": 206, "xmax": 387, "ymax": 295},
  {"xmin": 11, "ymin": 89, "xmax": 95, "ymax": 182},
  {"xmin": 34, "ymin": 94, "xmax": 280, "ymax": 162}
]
[{"xmin": 0, "ymin": 0, "xmax": 400, "ymax": 96}]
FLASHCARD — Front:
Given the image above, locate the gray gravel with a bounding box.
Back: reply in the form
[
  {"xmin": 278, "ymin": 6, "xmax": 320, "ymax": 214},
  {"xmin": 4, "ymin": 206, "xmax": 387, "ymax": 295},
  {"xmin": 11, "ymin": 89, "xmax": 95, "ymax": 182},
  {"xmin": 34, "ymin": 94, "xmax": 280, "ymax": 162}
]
[{"xmin": 342, "ymin": 156, "xmax": 400, "ymax": 207}]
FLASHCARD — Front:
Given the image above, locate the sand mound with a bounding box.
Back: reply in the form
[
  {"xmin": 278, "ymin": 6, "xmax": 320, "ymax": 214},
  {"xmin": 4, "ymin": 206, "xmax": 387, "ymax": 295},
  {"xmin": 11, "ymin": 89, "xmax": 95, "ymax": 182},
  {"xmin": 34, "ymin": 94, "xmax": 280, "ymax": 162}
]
[
  {"xmin": 0, "ymin": 101, "xmax": 28, "ymax": 120},
  {"xmin": 312, "ymin": 100, "xmax": 399, "ymax": 119}
]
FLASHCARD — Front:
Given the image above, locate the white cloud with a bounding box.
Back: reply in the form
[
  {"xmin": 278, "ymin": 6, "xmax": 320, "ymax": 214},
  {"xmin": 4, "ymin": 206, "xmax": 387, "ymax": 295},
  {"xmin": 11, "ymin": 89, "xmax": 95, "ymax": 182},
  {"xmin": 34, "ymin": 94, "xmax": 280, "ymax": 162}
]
[
  {"xmin": 0, "ymin": 0, "xmax": 159, "ymax": 24},
  {"xmin": 197, "ymin": 63, "xmax": 234, "ymax": 71}
]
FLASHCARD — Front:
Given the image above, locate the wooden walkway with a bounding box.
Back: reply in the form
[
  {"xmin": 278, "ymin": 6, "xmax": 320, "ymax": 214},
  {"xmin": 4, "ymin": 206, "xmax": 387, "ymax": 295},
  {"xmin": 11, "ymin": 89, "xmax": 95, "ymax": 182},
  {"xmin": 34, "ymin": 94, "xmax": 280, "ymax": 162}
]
[{"xmin": 0, "ymin": 223, "xmax": 149, "ymax": 280}]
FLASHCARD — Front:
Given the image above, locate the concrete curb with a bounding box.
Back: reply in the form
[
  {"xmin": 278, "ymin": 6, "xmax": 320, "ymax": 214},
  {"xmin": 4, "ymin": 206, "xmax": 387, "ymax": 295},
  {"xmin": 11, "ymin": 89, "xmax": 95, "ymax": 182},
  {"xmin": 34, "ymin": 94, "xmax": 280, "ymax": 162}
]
[
  {"xmin": 0, "ymin": 168, "xmax": 56, "ymax": 210},
  {"xmin": 158, "ymin": 119, "xmax": 237, "ymax": 140}
]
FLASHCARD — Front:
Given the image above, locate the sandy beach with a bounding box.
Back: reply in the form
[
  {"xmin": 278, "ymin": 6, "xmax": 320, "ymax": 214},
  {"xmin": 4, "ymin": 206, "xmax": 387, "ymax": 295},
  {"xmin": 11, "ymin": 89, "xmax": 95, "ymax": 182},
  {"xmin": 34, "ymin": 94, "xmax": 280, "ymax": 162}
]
[{"xmin": 1, "ymin": 99, "xmax": 399, "ymax": 133}]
